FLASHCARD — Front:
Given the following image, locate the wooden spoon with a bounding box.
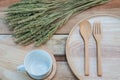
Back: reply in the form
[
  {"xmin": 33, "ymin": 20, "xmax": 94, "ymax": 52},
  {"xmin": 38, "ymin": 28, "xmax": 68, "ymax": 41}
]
[{"xmin": 79, "ymin": 20, "xmax": 92, "ymax": 76}]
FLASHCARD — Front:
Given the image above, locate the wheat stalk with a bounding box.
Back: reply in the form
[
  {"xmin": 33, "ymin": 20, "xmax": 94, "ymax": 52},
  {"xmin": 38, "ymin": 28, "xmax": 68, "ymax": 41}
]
[{"xmin": 5, "ymin": 0, "xmax": 111, "ymax": 46}]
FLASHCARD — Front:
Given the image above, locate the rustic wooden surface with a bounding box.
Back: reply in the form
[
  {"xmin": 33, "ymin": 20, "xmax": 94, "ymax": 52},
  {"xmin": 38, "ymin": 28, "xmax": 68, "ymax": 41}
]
[
  {"xmin": 0, "ymin": 0, "xmax": 120, "ymax": 80},
  {"xmin": 0, "ymin": 44, "xmax": 57, "ymax": 80},
  {"xmin": 0, "ymin": 0, "xmax": 120, "ymax": 34},
  {"xmin": 66, "ymin": 15, "xmax": 120, "ymax": 80}
]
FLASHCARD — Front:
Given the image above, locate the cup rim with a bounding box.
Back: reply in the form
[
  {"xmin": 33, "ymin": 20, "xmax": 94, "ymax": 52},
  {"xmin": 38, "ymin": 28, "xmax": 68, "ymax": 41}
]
[{"xmin": 24, "ymin": 49, "xmax": 53, "ymax": 76}]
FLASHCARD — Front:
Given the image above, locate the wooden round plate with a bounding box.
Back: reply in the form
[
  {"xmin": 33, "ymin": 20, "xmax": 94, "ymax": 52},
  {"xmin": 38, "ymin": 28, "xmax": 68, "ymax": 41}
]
[{"xmin": 66, "ymin": 14, "xmax": 120, "ymax": 80}]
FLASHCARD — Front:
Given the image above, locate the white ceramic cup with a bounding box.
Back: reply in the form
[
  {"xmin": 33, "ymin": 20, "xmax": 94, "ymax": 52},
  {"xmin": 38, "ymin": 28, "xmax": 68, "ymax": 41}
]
[{"xmin": 17, "ymin": 50, "xmax": 53, "ymax": 79}]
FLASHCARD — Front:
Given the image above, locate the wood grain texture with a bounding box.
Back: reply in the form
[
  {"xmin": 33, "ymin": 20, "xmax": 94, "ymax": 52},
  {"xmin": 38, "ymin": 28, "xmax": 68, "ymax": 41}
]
[
  {"xmin": 0, "ymin": 0, "xmax": 120, "ymax": 8},
  {"xmin": 57, "ymin": 8, "xmax": 120, "ymax": 34},
  {"xmin": 0, "ymin": 0, "xmax": 120, "ymax": 80},
  {"xmin": 0, "ymin": 35, "xmax": 76, "ymax": 80},
  {"xmin": 0, "ymin": 8, "xmax": 120, "ymax": 34},
  {"xmin": 0, "ymin": 44, "xmax": 57, "ymax": 80},
  {"xmin": 0, "ymin": 62, "xmax": 77, "ymax": 80},
  {"xmin": 0, "ymin": 7, "xmax": 120, "ymax": 34},
  {"xmin": 66, "ymin": 15, "xmax": 120, "ymax": 80},
  {"xmin": 0, "ymin": 35, "xmax": 67, "ymax": 56},
  {"xmin": 0, "ymin": 0, "xmax": 20, "ymax": 7}
]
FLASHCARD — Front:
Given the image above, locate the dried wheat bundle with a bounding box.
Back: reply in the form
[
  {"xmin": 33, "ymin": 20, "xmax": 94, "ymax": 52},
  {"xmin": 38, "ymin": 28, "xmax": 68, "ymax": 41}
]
[{"xmin": 6, "ymin": 0, "xmax": 110, "ymax": 46}]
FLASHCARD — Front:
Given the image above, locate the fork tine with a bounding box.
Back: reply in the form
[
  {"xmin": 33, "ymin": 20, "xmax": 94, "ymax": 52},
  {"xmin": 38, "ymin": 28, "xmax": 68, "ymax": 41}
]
[
  {"xmin": 93, "ymin": 22, "xmax": 96, "ymax": 34},
  {"xmin": 97, "ymin": 22, "xmax": 101, "ymax": 34},
  {"xmin": 97, "ymin": 22, "xmax": 99, "ymax": 34},
  {"xmin": 93, "ymin": 22, "xmax": 95, "ymax": 34},
  {"xmin": 95, "ymin": 22, "xmax": 98, "ymax": 34},
  {"xmin": 99, "ymin": 22, "xmax": 101, "ymax": 34},
  {"xmin": 93, "ymin": 21, "xmax": 101, "ymax": 35}
]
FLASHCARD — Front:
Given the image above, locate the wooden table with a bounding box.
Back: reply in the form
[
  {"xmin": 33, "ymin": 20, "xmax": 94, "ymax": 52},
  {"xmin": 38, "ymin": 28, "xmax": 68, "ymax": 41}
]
[{"xmin": 0, "ymin": 0, "xmax": 120, "ymax": 80}]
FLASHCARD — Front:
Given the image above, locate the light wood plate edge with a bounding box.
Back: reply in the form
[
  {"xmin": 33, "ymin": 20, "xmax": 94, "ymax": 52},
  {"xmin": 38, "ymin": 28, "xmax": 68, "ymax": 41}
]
[{"xmin": 66, "ymin": 14, "xmax": 120, "ymax": 80}]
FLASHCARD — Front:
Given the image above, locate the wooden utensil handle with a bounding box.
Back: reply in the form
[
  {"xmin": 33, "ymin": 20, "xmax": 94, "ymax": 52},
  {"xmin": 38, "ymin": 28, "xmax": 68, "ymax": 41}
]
[
  {"xmin": 85, "ymin": 41, "xmax": 89, "ymax": 76},
  {"xmin": 97, "ymin": 42, "xmax": 102, "ymax": 76}
]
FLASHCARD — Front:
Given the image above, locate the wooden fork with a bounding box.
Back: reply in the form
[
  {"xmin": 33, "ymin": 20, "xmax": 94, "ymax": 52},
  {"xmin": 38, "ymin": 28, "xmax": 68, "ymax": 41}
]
[{"xmin": 93, "ymin": 22, "xmax": 102, "ymax": 76}]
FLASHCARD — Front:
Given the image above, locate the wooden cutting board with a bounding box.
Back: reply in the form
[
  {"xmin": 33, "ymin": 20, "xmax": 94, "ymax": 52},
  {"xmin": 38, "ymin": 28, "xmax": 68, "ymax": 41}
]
[{"xmin": 66, "ymin": 14, "xmax": 120, "ymax": 80}]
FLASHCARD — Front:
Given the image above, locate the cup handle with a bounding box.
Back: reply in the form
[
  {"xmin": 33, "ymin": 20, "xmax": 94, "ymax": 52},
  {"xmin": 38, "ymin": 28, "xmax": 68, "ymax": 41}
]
[{"xmin": 17, "ymin": 65, "xmax": 26, "ymax": 72}]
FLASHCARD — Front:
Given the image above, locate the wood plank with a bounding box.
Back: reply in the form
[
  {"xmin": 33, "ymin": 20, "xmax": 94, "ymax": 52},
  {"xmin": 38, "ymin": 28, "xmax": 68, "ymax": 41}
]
[
  {"xmin": 57, "ymin": 8, "xmax": 120, "ymax": 34},
  {"xmin": 0, "ymin": 38, "xmax": 76, "ymax": 79},
  {"xmin": 0, "ymin": 0, "xmax": 120, "ymax": 8},
  {"xmin": 0, "ymin": 35, "xmax": 67, "ymax": 56},
  {"xmin": 0, "ymin": 42, "xmax": 73, "ymax": 80},
  {"xmin": 0, "ymin": 0, "xmax": 20, "ymax": 7},
  {"xmin": 0, "ymin": 0, "xmax": 120, "ymax": 35},
  {"xmin": 0, "ymin": 62, "xmax": 77, "ymax": 80},
  {"xmin": 54, "ymin": 62, "xmax": 77, "ymax": 80},
  {"xmin": 0, "ymin": 8, "xmax": 120, "ymax": 34},
  {"xmin": 55, "ymin": 55, "xmax": 66, "ymax": 61}
]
